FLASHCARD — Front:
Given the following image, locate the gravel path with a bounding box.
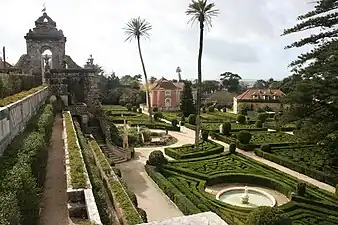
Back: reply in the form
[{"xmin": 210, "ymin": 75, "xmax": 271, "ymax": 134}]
[{"xmin": 39, "ymin": 114, "xmax": 70, "ymax": 225}]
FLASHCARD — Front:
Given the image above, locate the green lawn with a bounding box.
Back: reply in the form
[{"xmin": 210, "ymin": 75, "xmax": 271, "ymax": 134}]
[
  {"xmin": 146, "ymin": 152, "xmax": 338, "ymax": 225},
  {"xmin": 102, "ymin": 105, "xmax": 128, "ymax": 111}
]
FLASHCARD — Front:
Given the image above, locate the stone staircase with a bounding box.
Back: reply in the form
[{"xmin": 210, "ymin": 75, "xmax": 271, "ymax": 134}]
[{"xmin": 90, "ymin": 126, "xmax": 126, "ymax": 165}]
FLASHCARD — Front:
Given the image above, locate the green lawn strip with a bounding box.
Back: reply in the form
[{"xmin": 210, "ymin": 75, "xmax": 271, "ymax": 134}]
[
  {"xmin": 74, "ymin": 120, "xmax": 113, "ymax": 225},
  {"xmin": 164, "ymin": 140, "xmax": 224, "ymax": 159},
  {"xmin": 63, "ymin": 112, "xmax": 88, "ymax": 189},
  {"xmin": 88, "ymin": 139, "xmax": 143, "ymax": 225},
  {"xmin": 0, "ymin": 85, "xmax": 47, "ymax": 107},
  {"xmin": 148, "ymin": 152, "xmax": 338, "ymax": 224},
  {"xmin": 102, "ymin": 105, "xmax": 128, "ymax": 111}
]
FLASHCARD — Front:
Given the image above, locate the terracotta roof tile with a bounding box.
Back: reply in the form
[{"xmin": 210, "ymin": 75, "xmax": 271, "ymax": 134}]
[{"xmin": 236, "ymin": 88, "xmax": 285, "ymax": 100}]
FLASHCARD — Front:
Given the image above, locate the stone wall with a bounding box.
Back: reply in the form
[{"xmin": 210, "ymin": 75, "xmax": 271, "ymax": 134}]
[{"xmin": 0, "ymin": 86, "xmax": 50, "ymax": 155}]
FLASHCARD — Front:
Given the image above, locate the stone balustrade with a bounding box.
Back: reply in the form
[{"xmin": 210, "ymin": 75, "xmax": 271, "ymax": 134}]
[{"xmin": 0, "ymin": 86, "xmax": 50, "ymax": 155}]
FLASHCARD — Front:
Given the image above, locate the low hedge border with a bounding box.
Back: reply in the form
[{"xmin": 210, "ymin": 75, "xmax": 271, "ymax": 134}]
[
  {"xmin": 255, "ymin": 148, "xmax": 338, "ymax": 187},
  {"xmin": 74, "ymin": 120, "xmax": 113, "ymax": 225},
  {"xmin": 164, "ymin": 140, "xmax": 224, "ymax": 160},
  {"xmin": 0, "ymin": 85, "xmax": 48, "ymax": 107},
  {"xmin": 88, "ymin": 138, "xmax": 143, "ymax": 225},
  {"xmin": 184, "ymin": 123, "xmax": 267, "ymax": 132},
  {"xmin": 145, "ymin": 164, "xmax": 201, "ymax": 215},
  {"xmin": 129, "ymin": 122, "xmax": 180, "ymax": 131},
  {"xmin": 63, "ymin": 111, "xmax": 88, "ymax": 189},
  {"xmin": 0, "ymin": 101, "xmax": 55, "ymax": 225}
]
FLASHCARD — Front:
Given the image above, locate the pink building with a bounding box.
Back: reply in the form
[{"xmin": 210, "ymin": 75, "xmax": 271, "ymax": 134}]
[{"xmin": 147, "ymin": 77, "xmax": 196, "ymax": 111}]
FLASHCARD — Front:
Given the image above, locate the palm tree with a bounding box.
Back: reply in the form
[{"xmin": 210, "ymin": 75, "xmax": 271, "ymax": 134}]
[
  {"xmin": 186, "ymin": 0, "xmax": 219, "ymax": 149},
  {"xmin": 123, "ymin": 17, "xmax": 153, "ymax": 121}
]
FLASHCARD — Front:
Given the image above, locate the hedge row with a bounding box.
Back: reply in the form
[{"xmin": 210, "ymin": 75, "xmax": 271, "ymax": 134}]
[
  {"xmin": 0, "ymin": 85, "xmax": 47, "ymax": 107},
  {"xmin": 184, "ymin": 123, "xmax": 267, "ymax": 132},
  {"xmin": 145, "ymin": 165, "xmax": 201, "ymax": 215},
  {"xmin": 88, "ymin": 138, "xmax": 143, "ymax": 225},
  {"xmin": 74, "ymin": 120, "xmax": 113, "ymax": 225},
  {"xmin": 0, "ymin": 73, "xmax": 42, "ymax": 100},
  {"xmin": 255, "ymin": 149, "xmax": 338, "ymax": 186},
  {"xmin": 164, "ymin": 141, "xmax": 224, "ymax": 160},
  {"xmin": 63, "ymin": 112, "xmax": 88, "ymax": 189},
  {"xmin": 128, "ymin": 121, "xmax": 180, "ymax": 131},
  {"xmin": 0, "ymin": 101, "xmax": 55, "ymax": 225}
]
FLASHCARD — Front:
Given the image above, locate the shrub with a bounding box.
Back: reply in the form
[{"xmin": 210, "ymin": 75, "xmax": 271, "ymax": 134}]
[
  {"xmin": 222, "ymin": 107, "xmax": 227, "ymax": 112},
  {"xmin": 210, "ymin": 131, "xmax": 216, "ymax": 139},
  {"xmin": 148, "ymin": 151, "xmax": 168, "ymax": 166},
  {"xmin": 255, "ymin": 120, "xmax": 263, "ymax": 128},
  {"xmin": 172, "ymin": 119, "xmax": 179, "ymax": 127},
  {"xmin": 336, "ymin": 184, "xmax": 338, "ymax": 197},
  {"xmin": 113, "ymin": 168, "xmax": 122, "ymax": 178},
  {"xmin": 208, "ymin": 106, "xmax": 214, "ymax": 113},
  {"xmin": 217, "ymin": 104, "xmax": 223, "ymax": 111},
  {"xmin": 188, "ymin": 114, "xmax": 196, "ymax": 125},
  {"xmin": 153, "ymin": 112, "xmax": 163, "ymax": 121},
  {"xmin": 138, "ymin": 208, "xmax": 148, "ymax": 223},
  {"xmin": 201, "ymin": 130, "xmax": 209, "ymax": 142},
  {"xmin": 256, "ymin": 107, "xmax": 265, "ymax": 113},
  {"xmin": 261, "ymin": 144, "xmax": 271, "ymax": 153},
  {"xmin": 152, "ymin": 107, "xmax": 158, "ymax": 112},
  {"xmin": 237, "ymin": 131, "xmax": 252, "ymax": 144},
  {"xmin": 258, "ymin": 113, "xmax": 269, "ymax": 123},
  {"xmin": 132, "ymin": 106, "xmax": 138, "ymax": 112},
  {"xmin": 237, "ymin": 115, "xmax": 246, "ymax": 124},
  {"xmin": 137, "ymin": 108, "xmax": 142, "ymax": 113},
  {"xmin": 126, "ymin": 103, "xmax": 132, "ymax": 111},
  {"xmin": 263, "ymin": 105, "xmax": 273, "ymax": 112},
  {"xmin": 0, "ymin": 192, "xmax": 21, "ymax": 225},
  {"xmin": 221, "ymin": 122, "xmax": 231, "ymax": 136},
  {"xmin": 246, "ymin": 206, "xmax": 292, "ymax": 225},
  {"xmin": 202, "ymin": 107, "xmax": 206, "ymax": 113},
  {"xmin": 229, "ymin": 143, "xmax": 236, "ymax": 154},
  {"xmin": 297, "ymin": 182, "xmax": 306, "ymax": 196},
  {"xmin": 180, "ymin": 115, "xmax": 185, "ymax": 122}
]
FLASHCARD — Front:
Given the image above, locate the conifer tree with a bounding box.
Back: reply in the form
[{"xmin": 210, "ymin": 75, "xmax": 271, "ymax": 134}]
[{"xmin": 180, "ymin": 81, "xmax": 196, "ymax": 117}]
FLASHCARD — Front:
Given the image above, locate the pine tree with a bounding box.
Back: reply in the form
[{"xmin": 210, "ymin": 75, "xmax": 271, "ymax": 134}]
[
  {"xmin": 180, "ymin": 81, "xmax": 196, "ymax": 117},
  {"xmin": 282, "ymin": 0, "xmax": 338, "ymax": 151}
]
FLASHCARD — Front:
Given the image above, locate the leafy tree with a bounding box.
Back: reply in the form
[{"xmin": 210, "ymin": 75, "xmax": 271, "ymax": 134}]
[
  {"xmin": 180, "ymin": 81, "xmax": 196, "ymax": 117},
  {"xmin": 186, "ymin": 0, "xmax": 219, "ymax": 150},
  {"xmin": 282, "ymin": 0, "xmax": 338, "ymax": 153},
  {"xmin": 149, "ymin": 76, "xmax": 157, "ymax": 84},
  {"xmin": 123, "ymin": 17, "xmax": 153, "ymax": 121},
  {"xmin": 220, "ymin": 72, "xmax": 242, "ymax": 93},
  {"xmin": 120, "ymin": 74, "xmax": 142, "ymax": 87},
  {"xmin": 202, "ymin": 80, "xmax": 220, "ymax": 94},
  {"xmin": 253, "ymin": 79, "xmax": 269, "ymax": 89}
]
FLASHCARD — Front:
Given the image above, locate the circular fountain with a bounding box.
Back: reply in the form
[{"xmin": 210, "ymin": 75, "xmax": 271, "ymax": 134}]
[{"xmin": 216, "ymin": 186, "xmax": 276, "ymax": 208}]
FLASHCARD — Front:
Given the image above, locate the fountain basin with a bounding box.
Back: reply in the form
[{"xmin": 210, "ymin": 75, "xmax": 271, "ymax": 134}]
[{"xmin": 216, "ymin": 186, "xmax": 276, "ymax": 208}]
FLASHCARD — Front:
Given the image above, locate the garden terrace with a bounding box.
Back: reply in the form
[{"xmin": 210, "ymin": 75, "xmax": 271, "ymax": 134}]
[
  {"xmin": 146, "ymin": 153, "xmax": 338, "ymax": 225},
  {"xmin": 88, "ymin": 137, "xmax": 144, "ymax": 225},
  {"xmin": 165, "ymin": 140, "xmax": 224, "ymax": 159},
  {"xmin": 255, "ymin": 145, "xmax": 338, "ymax": 186},
  {"xmin": 0, "ymin": 84, "xmax": 47, "ymax": 106},
  {"xmin": 0, "ymin": 102, "xmax": 55, "ymax": 224}
]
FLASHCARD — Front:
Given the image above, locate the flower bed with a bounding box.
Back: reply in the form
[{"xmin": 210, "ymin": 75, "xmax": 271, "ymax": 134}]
[
  {"xmin": 165, "ymin": 140, "xmax": 224, "ymax": 159},
  {"xmin": 0, "ymin": 101, "xmax": 55, "ymax": 225},
  {"xmin": 146, "ymin": 152, "xmax": 338, "ymax": 225},
  {"xmin": 63, "ymin": 112, "xmax": 88, "ymax": 189},
  {"xmin": 88, "ymin": 138, "xmax": 144, "ymax": 225},
  {"xmin": 0, "ymin": 84, "xmax": 47, "ymax": 107}
]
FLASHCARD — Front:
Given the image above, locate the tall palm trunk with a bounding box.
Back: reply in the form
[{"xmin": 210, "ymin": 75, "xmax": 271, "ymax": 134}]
[
  {"xmin": 195, "ymin": 19, "xmax": 204, "ymax": 150},
  {"xmin": 137, "ymin": 36, "xmax": 153, "ymax": 121}
]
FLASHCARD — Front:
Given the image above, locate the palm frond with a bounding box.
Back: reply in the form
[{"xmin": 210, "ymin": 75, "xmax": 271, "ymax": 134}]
[
  {"xmin": 122, "ymin": 17, "xmax": 152, "ymax": 42},
  {"xmin": 186, "ymin": 0, "xmax": 219, "ymax": 29}
]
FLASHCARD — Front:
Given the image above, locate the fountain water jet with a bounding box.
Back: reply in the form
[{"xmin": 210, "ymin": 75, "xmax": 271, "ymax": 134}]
[{"xmin": 241, "ymin": 186, "xmax": 249, "ymax": 204}]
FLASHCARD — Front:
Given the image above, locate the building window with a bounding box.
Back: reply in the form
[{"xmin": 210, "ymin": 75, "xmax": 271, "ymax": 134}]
[{"xmin": 165, "ymin": 90, "xmax": 171, "ymax": 96}]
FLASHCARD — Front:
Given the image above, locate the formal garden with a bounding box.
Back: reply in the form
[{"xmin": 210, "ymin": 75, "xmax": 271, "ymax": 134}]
[{"xmin": 145, "ymin": 148, "xmax": 338, "ymax": 225}]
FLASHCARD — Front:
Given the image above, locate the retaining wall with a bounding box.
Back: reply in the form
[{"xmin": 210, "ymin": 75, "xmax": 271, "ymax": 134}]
[{"xmin": 0, "ymin": 86, "xmax": 49, "ymax": 155}]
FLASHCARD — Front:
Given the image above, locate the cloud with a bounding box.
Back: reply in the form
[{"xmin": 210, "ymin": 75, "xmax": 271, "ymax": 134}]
[{"xmin": 0, "ymin": 0, "xmax": 314, "ymax": 81}]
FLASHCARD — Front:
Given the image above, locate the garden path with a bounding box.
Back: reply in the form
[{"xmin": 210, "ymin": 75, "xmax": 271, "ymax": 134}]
[
  {"xmin": 39, "ymin": 114, "xmax": 71, "ymax": 225},
  {"xmin": 115, "ymin": 130, "xmax": 195, "ymax": 222}
]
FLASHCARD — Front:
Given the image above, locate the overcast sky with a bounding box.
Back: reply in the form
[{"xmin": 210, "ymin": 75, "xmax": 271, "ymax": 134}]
[{"xmin": 0, "ymin": 0, "xmax": 314, "ymax": 81}]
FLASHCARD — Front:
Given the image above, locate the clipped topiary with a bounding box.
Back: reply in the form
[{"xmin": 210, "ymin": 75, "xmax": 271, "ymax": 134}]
[
  {"xmin": 237, "ymin": 130, "xmax": 252, "ymax": 144},
  {"xmin": 296, "ymin": 182, "xmax": 306, "ymax": 197},
  {"xmin": 258, "ymin": 112, "xmax": 269, "ymax": 123},
  {"xmin": 261, "ymin": 144, "xmax": 271, "ymax": 153},
  {"xmin": 188, "ymin": 114, "xmax": 196, "ymax": 125},
  {"xmin": 152, "ymin": 107, "xmax": 158, "ymax": 112},
  {"xmin": 201, "ymin": 130, "xmax": 209, "ymax": 142},
  {"xmin": 137, "ymin": 207, "xmax": 148, "ymax": 223},
  {"xmin": 148, "ymin": 150, "xmax": 168, "ymax": 166},
  {"xmin": 255, "ymin": 120, "xmax": 263, "ymax": 128},
  {"xmin": 113, "ymin": 168, "xmax": 122, "ymax": 178},
  {"xmin": 137, "ymin": 108, "xmax": 142, "ymax": 113},
  {"xmin": 217, "ymin": 104, "xmax": 223, "ymax": 111},
  {"xmin": 336, "ymin": 184, "xmax": 338, "ymax": 197},
  {"xmin": 208, "ymin": 106, "xmax": 214, "ymax": 113},
  {"xmin": 222, "ymin": 107, "xmax": 227, "ymax": 112},
  {"xmin": 132, "ymin": 106, "xmax": 138, "ymax": 112},
  {"xmin": 153, "ymin": 112, "xmax": 163, "ymax": 121},
  {"xmin": 246, "ymin": 206, "xmax": 292, "ymax": 225},
  {"xmin": 126, "ymin": 103, "xmax": 132, "ymax": 111},
  {"xmin": 202, "ymin": 107, "xmax": 207, "ymax": 113},
  {"xmin": 229, "ymin": 143, "xmax": 236, "ymax": 154},
  {"xmin": 222, "ymin": 122, "xmax": 232, "ymax": 136},
  {"xmin": 171, "ymin": 119, "xmax": 179, "ymax": 127},
  {"xmin": 237, "ymin": 114, "xmax": 246, "ymax": 124}
]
